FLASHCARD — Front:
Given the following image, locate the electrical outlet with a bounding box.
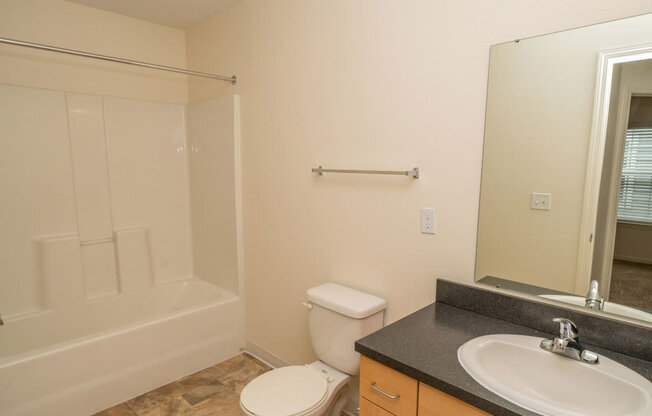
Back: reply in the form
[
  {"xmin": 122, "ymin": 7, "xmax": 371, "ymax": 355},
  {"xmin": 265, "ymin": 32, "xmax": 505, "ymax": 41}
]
[
  {"xmin": 531, "ymin": 193, "xmax": 551, "ymax": 210},
  {"xmin": 421, "ymin": 208, "xmax": 436, "ymax": 234}
]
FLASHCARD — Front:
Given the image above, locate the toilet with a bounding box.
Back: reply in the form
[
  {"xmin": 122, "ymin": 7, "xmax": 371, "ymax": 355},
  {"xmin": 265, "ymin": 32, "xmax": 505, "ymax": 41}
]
[{"xmin": 240, "ymin": 283, "xmax": 386, "ymax": 416}]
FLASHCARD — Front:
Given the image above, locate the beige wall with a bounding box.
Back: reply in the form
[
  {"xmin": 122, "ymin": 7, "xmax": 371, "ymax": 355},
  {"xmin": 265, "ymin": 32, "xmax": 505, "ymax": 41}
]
[
  {"xmin": 614, "ymin": 223, "xmax": 652, "ymax": 264},
  {"xmin": 475, "ymin": 13, "xmax": 652, "ymax": 293},
  {"xmin": 185, "ymin": 0, "xmax": 652, "ymax": 365},
  {"xmin": 0, "ymin": 0, "xmax": 187, "ymax": 103}
]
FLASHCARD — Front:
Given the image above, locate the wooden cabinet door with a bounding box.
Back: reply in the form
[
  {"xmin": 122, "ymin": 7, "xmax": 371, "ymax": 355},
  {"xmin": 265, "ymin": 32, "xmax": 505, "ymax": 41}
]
[
  {"xmin": 418, "ymin": 382, "xmax": 490, "ymax": 416},
  {"xmin": 359, "ymin": 355, "xmax": 418, "ymax": 416},
  {"xmin": 359, "ymin": 397, "xmax": 395, "ymax": 416}
]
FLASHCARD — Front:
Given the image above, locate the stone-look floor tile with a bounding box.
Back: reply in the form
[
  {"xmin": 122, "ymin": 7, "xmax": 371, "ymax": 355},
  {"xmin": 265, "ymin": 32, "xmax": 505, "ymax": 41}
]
[
  {"xmin": 138, "ymin": 395, "xmax": 192, "ymax": 416},
  {"xmin": 127, "ymin": 382, "xmax": 186, "ymax": 414},
  {"xmin": 218, "ymin": 353, "xmax": 250, "ymax": 371},
  {"xmin": 232, "ymin": 380, "xmax": 252, "ymax": 396},
  {"xmin": 178, "ymin": 354, "xmax": 247, "ymax": 391},
  {"xmin": 242, "ymin": 353, "xmax": 272, "ymax": 371},
  {"xmin": 181, "ymin": 381, "xmax": 228, "ymax": 406},
  {"xmin": 180, "ymin": 389, "xmax": 242, "ymax": 416},
  {"xmin": 178, "ymin": 366, "xmax": 226, "ymax": 392},
  {"xmin": 217, "ymin": 360, "xmax": 270, "ymax": 394},
  {"xmin": 92, "ymin": 402, "xmax": 137, "ymax": 416},
  {"xmin": 94, "ymin": 354, "xmax": 274, "ymax": 416}
]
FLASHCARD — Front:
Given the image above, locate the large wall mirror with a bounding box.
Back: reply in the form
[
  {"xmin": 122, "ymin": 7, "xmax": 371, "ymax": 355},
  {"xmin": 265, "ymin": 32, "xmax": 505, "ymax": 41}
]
[{"xmin": 475, "ymin": 13, "xmax": 652, "ymax": 324}]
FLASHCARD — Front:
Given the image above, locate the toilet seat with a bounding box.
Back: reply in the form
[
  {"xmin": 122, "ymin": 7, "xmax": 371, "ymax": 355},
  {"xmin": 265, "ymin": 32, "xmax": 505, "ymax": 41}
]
[{"xmin": 240, "ymin": 365, "xmax": 329, "ymax": 416}]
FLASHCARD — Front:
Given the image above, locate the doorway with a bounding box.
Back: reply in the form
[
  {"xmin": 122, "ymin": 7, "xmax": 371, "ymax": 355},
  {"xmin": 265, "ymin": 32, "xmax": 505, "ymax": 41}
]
[{"xmin": 592, "ymin": 75, "xmax": 652, "ymax": 310}]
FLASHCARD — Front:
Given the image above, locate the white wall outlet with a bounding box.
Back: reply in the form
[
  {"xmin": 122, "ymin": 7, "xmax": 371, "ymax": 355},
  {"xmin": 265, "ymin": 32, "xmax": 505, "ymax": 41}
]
[
  {"xmin": 531, "ymin": 193, "xmax": 551, "ymax": 210},
  {"xmin": 421, "ymin": 208, "xmax": 436, "ymax": 234}
]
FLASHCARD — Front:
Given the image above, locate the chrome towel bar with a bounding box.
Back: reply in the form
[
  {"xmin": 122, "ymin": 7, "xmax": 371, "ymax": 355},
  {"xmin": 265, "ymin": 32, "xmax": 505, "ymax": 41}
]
[{"xmin": 312, "ymin": 166, "xmax": 419, "ymax": 178}]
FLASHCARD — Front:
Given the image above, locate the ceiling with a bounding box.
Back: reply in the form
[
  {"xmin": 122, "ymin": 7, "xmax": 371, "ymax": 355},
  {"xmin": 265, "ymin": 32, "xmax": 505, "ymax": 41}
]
[{"xmin": 66, "ymin": 0, "xmax": 241, "ymax": 29}]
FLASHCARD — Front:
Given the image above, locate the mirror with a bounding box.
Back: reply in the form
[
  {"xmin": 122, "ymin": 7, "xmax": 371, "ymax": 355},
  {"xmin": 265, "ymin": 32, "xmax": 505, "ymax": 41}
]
[{"xmin": 475, "ymin": 13, "xmax": 652, "ymax": 324}]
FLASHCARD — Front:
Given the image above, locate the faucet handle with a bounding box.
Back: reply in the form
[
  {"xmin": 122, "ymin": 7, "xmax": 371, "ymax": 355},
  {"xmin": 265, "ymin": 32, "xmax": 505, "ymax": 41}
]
[{"xmin": 552, "ymin": 318, "xmax": 578, "ymax": 341}]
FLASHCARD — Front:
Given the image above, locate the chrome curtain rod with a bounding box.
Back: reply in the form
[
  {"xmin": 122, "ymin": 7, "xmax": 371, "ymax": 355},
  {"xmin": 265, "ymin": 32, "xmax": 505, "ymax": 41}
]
[
  {"xmin": 0, "ymin": 36, "xmax": 236, "ymax": 84},
  {"xmin": 312, "ymin": 166, "xmax": 419, "ymax": 178}
]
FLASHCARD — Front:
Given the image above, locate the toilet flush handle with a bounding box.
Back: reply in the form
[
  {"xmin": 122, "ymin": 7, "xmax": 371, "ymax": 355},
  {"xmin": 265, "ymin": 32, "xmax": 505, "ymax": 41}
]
[{"xmin": 302, "ymin": 301, "xmax": 313, "ymax": 310}]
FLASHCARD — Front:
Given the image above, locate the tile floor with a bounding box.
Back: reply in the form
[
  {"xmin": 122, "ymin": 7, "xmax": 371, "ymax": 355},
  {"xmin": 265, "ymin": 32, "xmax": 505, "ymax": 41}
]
[{"xmin": 93, "ymin": 353, "xmax": 272, "ymax": 416}]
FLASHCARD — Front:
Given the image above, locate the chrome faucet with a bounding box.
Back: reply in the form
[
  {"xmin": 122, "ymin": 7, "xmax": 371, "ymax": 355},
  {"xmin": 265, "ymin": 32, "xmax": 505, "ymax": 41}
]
[
  {"xmin": 585, "ymin": 280, "xmax": 604, "ymax": 310},
  {"xmin": 540, "ymin": 318, "xmax": 599, "ymax": 364}
]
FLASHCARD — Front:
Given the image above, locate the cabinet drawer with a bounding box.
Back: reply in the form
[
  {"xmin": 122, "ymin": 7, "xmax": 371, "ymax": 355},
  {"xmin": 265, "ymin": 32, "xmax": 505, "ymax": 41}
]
[
  {"xmin": 418, "ymin": 382, "xmax": 490, "ymax": 416},
  {"xmin": 359, "ymin": 355, "xmax": 418, "ymax": 416},
  {"xmin": 359, "ymin": 397, "xmax": 395, "ymax": 416}
]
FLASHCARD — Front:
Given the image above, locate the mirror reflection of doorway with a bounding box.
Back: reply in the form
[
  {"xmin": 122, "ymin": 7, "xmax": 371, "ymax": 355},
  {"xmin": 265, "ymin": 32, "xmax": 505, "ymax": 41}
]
[
  {"xmin": 593, "ymin": 86, "xmax": 652, "ymax": 311},
  {"xmin": 610, "ymin": 95, "xmax": 652, "ymax": 309}
]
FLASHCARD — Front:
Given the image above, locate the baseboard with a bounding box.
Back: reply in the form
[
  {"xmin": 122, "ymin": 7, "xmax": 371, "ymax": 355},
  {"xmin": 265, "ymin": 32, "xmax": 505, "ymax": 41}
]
[
  {"xmin": 243, "ymin": 340, "xmax": 290, "ymax": 369},
  {"xmin": 613, "ymin": 255, "xmax": 652, "ymax": 265}
]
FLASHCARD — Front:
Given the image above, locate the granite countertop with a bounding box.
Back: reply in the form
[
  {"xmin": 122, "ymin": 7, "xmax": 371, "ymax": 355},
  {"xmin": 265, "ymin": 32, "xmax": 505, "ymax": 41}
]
[{"xmin": 355, "ymin": 301, "xmax": 652, "ymax": 416}]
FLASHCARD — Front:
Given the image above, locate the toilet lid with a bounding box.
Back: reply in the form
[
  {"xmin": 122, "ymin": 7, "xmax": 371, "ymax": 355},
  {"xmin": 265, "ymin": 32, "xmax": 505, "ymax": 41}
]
[{"xmin": 240, "ymin": 366, "xmax": 329, "ymax": 416}]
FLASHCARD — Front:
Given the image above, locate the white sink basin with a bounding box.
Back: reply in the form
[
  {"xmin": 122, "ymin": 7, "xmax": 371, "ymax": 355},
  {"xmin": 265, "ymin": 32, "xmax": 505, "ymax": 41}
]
[
  {"xmin": 458, "ymin": 334, "xmax": 652, "ymax": 416},
  {"xmin": 538, "ymin": 294, "xmax": 652, "ymax": 323}
]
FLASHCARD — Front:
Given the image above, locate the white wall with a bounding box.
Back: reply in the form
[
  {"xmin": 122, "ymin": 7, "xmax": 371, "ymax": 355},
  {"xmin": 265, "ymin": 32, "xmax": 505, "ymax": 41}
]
[
  {"xmin": 475, "ymin": 13, "xmax": 652, "ymax": 293},
  {"xmin": 0, "ymin": 0, "xmax": 187, "ymax": 103},
  {"xmin": 185, "ymin": 0, "xmax": 652, "ymax": 366}
]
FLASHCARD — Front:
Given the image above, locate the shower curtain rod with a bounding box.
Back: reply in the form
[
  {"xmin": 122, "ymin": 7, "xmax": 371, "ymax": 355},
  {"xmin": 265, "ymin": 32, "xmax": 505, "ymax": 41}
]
[{"xmin": 0, "ymin": 36, "xmax": 236, "ymax": 85}]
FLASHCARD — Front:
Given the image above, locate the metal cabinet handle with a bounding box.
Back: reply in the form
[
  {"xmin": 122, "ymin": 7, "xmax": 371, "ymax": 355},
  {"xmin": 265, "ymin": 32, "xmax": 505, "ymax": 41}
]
[{"xmin": 370, "ymin": 381, "xmax": 400, "ymax": 399}]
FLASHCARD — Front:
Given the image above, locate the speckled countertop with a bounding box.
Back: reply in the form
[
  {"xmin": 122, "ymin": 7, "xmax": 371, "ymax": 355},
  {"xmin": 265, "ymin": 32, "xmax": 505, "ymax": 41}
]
[{"xmin": 355, "ymin": 301, "xmax": 652, "ymax": 416}]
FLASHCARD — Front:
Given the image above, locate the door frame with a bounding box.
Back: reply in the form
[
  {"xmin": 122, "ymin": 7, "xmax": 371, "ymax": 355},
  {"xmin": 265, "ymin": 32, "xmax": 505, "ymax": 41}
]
[
  {"xmin": 596, "ymin": 88, "xmax": 652, "ymax": 299},
  {"xmin": 575, "ymin": 44, "xmax": 652, "ymax": 295}
]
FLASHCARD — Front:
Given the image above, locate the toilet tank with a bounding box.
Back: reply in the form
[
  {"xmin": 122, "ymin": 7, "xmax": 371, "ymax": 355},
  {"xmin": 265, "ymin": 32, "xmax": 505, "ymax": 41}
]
[{"xmin": 306, "ymin": 283, "xmax": 386, "ymax": 375}]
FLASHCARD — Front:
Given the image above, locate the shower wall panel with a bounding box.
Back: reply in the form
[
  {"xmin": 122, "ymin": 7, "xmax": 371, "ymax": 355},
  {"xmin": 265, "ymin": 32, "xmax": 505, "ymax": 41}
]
[
  {"xmin": 66, "ymin": 93, "xmax": 114, "ymax": 242},
  {"xmin": 103, "ymin": 97, "xmax": 193, "ymax": 286},
  {"xmin": 67, "ymin": 93, "xmax": 118, "ymax": 298},
  {"xmin": 187, "ymin": 96, "xmax": 240, "ymax": 295},
  {"xmin": 0, "ymin": 84, "xmax": 194, "ymax": 319},
  {"xmin": 0, "ymin": 85, "xmax": 78, "ymax": 317}
]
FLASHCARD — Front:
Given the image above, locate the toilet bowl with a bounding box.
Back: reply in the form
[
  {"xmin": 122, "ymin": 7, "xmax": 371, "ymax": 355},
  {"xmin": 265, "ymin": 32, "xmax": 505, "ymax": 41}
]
[
  {"xmin": 240, "ymin": 361, "xmax": 350, "ymax": 416},
  {"xmin": 239, "ymin": 283, "xmax": 386, "ymax": 416}
]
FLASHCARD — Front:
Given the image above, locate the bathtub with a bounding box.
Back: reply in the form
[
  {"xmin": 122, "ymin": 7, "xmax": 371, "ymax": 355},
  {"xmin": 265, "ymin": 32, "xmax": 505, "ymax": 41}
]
[{"xmin": 0, "ymin": 278, "xmax": 242, "ymax": 416}]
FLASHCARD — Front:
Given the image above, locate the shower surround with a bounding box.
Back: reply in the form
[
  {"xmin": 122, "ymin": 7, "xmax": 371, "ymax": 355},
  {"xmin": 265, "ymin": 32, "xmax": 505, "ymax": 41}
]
[{"xmin": 0, "ymin": 84, "xmax": 243, "ymax": 416}]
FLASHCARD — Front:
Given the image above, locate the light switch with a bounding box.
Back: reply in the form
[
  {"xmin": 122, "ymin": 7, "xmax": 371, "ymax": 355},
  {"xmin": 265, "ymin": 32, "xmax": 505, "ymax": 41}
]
[{"xmin": 531, "ymin": 193, "xmax": 551, "ymax": 210}]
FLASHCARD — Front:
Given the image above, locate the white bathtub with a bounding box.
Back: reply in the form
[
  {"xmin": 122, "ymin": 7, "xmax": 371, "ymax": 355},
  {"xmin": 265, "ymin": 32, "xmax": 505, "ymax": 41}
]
[{"xmin": 0, "ymin": 278, "xmax": 242, "ymax": 416}]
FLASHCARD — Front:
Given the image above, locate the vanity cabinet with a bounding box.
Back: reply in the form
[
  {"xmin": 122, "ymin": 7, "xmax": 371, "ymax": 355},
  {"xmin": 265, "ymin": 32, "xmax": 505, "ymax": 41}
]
[
  {"xmin": 360, "ymin": 355, "xmax": 418, "ymax": 415},
  {"xmin": 418, "ymin": 383, "xmax": 490, "ymax": 416},
  {"xmin": 360, "ymin": 397, "xmax": 397, "ymax": 416},
  {"xmin": 360, "ymin": 355, "xmax": 489, "ymax": 416}
]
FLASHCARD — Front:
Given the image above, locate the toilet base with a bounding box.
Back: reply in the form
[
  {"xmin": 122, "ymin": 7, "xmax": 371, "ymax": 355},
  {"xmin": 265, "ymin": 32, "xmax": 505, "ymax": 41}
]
[
  {"xmin": 326, "ymin": 383, "xmax": 349, "ymax": 416},
  {"xmin": 240, "ymin": 360, "xmax": 351, "ymax": 416}
]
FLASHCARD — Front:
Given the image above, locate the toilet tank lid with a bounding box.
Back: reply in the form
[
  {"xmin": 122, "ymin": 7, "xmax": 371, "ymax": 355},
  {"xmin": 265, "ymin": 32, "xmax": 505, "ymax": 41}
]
[{"xmin": 307, "ymin": 283, "xmax": 386, "ymax": 319}]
